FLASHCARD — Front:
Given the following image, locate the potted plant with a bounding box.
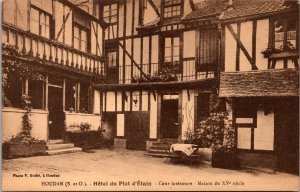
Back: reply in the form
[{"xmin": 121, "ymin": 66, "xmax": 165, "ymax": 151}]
[
  {"xmin": 185, "ymin": 111, "xmax": 240, "ymax": 169},
  {"xmin": 2, "ymin": 95, "xmax": 46, "ymax": 159}
]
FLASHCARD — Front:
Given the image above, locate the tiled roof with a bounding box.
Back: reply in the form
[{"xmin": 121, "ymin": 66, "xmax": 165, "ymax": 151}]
[
  {"xmin": 182, "ymin": 0, "xmax": 220, "ymax": 21},
  {"xmin": 221, "ymin": 0, "xmax": 290, "ymax": 20},
  {"xmin": 183, "ymin": 0, "xmax": 293, "ymax": 22},
  {"xmin": 219, "ymin": 69, "xmax": 299, "ymax": 97}
]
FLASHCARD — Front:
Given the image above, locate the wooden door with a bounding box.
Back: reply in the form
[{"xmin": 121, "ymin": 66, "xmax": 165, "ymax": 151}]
[
  {"xmin": 275, "ymin": 97, "xmax": 299, "ymax": 174},
  {"xmin": 125, "ymin": 112, "xmax": 149, "ymax": 150},
  {"xmin": 161, "ymin": 97, "xmax": 179, "ymax": 139},
  {"xmin": 48, "ymin": 87, "xmax": 64, "ymax": 139}
]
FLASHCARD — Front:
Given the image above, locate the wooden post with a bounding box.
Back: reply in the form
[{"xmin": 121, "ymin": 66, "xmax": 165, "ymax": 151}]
[{"xmin": 45, "ymin": 76, "xmax": 49, "ymax": 111}]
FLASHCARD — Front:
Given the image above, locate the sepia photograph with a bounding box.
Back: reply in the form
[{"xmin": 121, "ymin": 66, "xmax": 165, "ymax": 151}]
[{"xmin": 1, "ymin": 0, "xmax": 299, "ymax": 191}]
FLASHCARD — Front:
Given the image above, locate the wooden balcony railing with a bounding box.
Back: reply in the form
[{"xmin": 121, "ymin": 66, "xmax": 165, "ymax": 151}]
[{"xmin": 2, "ymin": 24, "xmax": 106, "ymax": 77}]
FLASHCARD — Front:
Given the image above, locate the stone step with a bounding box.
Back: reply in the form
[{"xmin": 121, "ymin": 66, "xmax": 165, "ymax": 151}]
[
  {"xmin": 147, "ymin": 149, "xmax": 169, "ymax": 155},
  {"xmin": 46, "ymin": 143, "xmax": 75, "ymax": 150},
  {"xmin": 48, "ymin": 139, "xmax": 65, "ymax": 144},
  {"xmin": 149, "ymin": 145, "xmax": 169, "ymax": 150},
  {"xmin": 46, "ymin": 147, "xmax": 82, "ymax": 155},
  {"xmin": 144, "ymin": 152, "xmax": 170, "ymax": 158}
]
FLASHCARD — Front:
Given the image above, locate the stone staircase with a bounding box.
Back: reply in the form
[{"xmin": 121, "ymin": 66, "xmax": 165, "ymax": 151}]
[
  {"xmin": 46, "ymin": 139, "xmax": 82, "ymax": 155},
  {"xmin": 146, "ymin": 139, "xmax": 178, "ymax": 157}
]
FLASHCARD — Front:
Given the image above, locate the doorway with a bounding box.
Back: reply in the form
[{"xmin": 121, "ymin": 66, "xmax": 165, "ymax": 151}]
[
  {"xmin": 48, "ymin": 86, "xmax": 65, "ymax": 139},
  {"xmin": 275, "ymin": 97, "xmax": 299, "ymax": 174},
  {"xmin": 160, "ymin": 94, "xmax": 179, "ymax": 139},
  {"xmin": 126, "ymin": 112, "xmax": 149, "ymax": 150}
]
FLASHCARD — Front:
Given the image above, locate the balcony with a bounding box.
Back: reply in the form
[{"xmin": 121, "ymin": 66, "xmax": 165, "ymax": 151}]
[{"xmin": 2, "ymin": 24, "xmax": 106, "ymax": 79}]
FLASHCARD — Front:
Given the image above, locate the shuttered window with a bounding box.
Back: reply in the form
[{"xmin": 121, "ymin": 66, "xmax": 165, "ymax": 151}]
[{"xmin": 198, "ymin": 29, "xmax": 218, "ymax": 66}]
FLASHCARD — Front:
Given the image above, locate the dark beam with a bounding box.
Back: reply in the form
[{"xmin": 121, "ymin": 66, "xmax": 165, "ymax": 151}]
[
  {"xmin": 94, "ymin": 78, "xmax": 217, "ymax": 91},
  {"xmin": 226, "ymin": 24, "xmax": 258, "ymax": 70},
  {"xmin": 118, "ymin": 42, "xmax": 149, "ymax": 79},
  {"xmin": 147, "ymin": 0, "xmax": 160, "ymax": 17}
]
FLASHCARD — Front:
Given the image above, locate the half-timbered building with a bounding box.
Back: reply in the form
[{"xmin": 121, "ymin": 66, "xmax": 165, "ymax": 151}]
[
  {"xmin": 2, "ymin": 0, "xmax": 106, "ymax": 148},
  {"xmin": 218, "ymin": 0, "xmax": 299, "ymax": 173},
  {"xmin": 95, "ymin": 0, "xmax": 221, "ymax": 151}
]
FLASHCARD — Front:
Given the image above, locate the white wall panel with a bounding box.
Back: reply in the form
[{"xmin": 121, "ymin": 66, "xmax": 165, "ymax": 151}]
[
  {"xmin": 106, "ymin": 92, "xmax": 115, "ymax": 112},
  {"xmin": 181, "ymin": 90, "xmax": 194, "ymax": 140},
  {"xmin": 149, "ymin": 93, "xmax": 158, "ymax": 139},
  {"xmin": 240, "ymin": 21, "xmax": 253, "ymax": 71},
  {"xmin": 117, "ymin": 114, "xmax": 125, "ymax": 136},
  {"xmin": 225, "ymin": 24, "xmax": 237, "ymax": 72},
  {"xmin": 254, "ymin": 110, "xmax": 274, "ymax": 150},
  {"xmin": 183, "ymin": 30, "xmax": 196, "ymax": 58},
  {"xmin": 256, "ymin": 19, "xmax": 269, "ymax": 70}
]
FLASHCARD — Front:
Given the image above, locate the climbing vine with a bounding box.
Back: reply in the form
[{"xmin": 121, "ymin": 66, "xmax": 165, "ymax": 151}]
[{"xmin": 2, "ymin": 43, "xmax": 45, "ymax": 88}]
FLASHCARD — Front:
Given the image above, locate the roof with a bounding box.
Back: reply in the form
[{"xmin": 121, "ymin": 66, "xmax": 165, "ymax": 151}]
[
  {"xmin": 183, "ymin": 0, "xmax": 295, "ymax": 22},
  {"xmin": 220, "ymin": 0, "xmax": 290, "ymax": 20},
  {"xmin": 219, "ymin": 69, "xmax": 299, "ymax": 97},
  {"xmin": 182, "ymin": 0, "xmax": 220, "ymax": 21}
]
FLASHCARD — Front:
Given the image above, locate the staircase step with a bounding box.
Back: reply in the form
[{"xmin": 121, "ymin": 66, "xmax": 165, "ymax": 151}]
[
  {"xmin": 47, "ymin": 143, "xmax": 75, "ymax": 150},
  {"xmin": 48, "ymin": 139, "xmax": 65, "ymax": 144},
  {"xmin": 145, "ymin": 153, "xmax": 170, "ymax": 158},
  {"xmin": 46, "ymin": 147, "xmax": 82, "ymax": 155},
  {"xmin": 147, "ymin": 149, "xmax": 169, "ymax": 155}
]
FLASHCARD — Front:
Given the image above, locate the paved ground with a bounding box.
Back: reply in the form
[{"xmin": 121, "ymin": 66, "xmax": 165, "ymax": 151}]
[{"xmin": 2, "ymin": 148, "xmax": 299, "ymax": 191}]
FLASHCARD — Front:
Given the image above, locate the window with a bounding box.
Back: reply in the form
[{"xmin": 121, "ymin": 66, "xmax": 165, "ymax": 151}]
[
  {"xmin": 198, "ymin": 29, "xmax": 218, "ymax": 66},
  {"xmin": 80, "ymin": 83, "xmax": 90, "ymax": 113},
  {"xmin": 103, "ymin": 4, "xmax": 117, "ymax": 39},
  {"xmin": 234, "ymin": 98, "xmax": 257, "ymax": 150},
  {"xmin": 65, "ymin": 80, "xmax": 76, "ymax": 111},
  {"xmin": 196, "ymin": 93, "xmax": 210, "ymax": 121},
  {"xmin": 73, "ymin": 25, "xmax": 88, "ymax": 52},
  {"xmin": 65, "ymin": 80, "xmax": 91, "ymax": 113},
  {"xmin": 163, "ymin": 0, "xmax": 182, "ymax": 18},
  {"xmin": 30, "ymin": 7, "xmax": 51, "ymax": 38},
  {"xmin": 164, "ymin": 36, "xmax": 180, "ymax": 67},
  {"xmin": 108, "ymin": 51, "xmax": 117, "ymax": 67},
  {"xmin": 2, "ymin": 74, "xmax": 24, "ymax": 108},
  {"xmin": 28, "ymin": 80, "xmax": 44, "ymax": 109},
  {"xmin": 274, "ymin": 18, "xmax": 297, "ymax": 50}
]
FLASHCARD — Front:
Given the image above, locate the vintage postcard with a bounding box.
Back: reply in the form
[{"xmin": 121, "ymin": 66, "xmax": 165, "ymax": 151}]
[{"xmin": 1, "ymin": 0, "xmax": 299, "ymax": 191}]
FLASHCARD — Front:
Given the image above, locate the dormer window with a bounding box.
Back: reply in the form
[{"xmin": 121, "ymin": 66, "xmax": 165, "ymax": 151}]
[{"xmin": 163, "ymin": 0, "xmax": 182, "ymax": 18}]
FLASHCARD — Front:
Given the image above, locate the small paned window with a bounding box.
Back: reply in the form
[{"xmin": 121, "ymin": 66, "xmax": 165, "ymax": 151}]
[
  {"xmin": 163, "ymin": 0, "xmax": 182, "ymax": 18},
  {"xmin": 73, "ymin": 25, "xmax": 88, "ymax": 52},
  {"xmin": 30, "ymin": 7, "xmax": 51, "ymax": 38},
  {"xmin": 103, "ymin": 4, "xmax": 117, "ymax": 39},
  {"xmin": 274, "ymin": 18, "xmax": 297, "ymax": 50},
  {"xmin": 164, "ymin": 36, "xmax": 180, "ymax": 66}
]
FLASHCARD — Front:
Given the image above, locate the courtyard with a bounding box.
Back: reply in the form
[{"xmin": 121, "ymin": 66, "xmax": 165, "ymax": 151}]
[{"xmin": 2, "ymin": 148, "xmax": 299, "ymax": 191}]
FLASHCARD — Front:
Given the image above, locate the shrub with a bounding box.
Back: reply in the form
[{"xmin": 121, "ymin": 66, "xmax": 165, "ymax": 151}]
[{"xmin": 185, "ymin": 111, "xmax": 236, "ymax": 153}]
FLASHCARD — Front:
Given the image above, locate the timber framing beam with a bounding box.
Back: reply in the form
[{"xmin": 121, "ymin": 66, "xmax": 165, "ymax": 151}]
[
  {"xmin": 147, "ymin": 0, "xmax": 160, "ymax": 17},
  {"xmin": 226, "ymin": 24, "xmax": 259, "ymax": 70},
  {"xmin": 118, "ymin": 42, "xmax": 149, "ymax": 79},
  {"xmin": 94, "ymin": 78, "xmax": 217, "ymax": 91}
]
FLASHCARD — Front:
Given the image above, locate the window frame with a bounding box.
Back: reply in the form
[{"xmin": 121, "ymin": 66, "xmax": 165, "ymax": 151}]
[
  {"xmin": 163, "ymin": 0, "xmax": 183, "ymax": 19},
  {"xmin": 73, "ymin": 24, "xmax": 90, "ymax": 52},
  {"xmin": 30, "ymin": 5, "xmax": 51, "ymax": 39},
  {"xmin": 272, "ymin": 16, "xmax": 299, "ymax": 51},
  {"xmin": 162, "ymin": 34, "xmax": 182, "ymax": 71},
  {"xmin": 102, "ymin": 3, "xmax": 118, "ymax": 39}
]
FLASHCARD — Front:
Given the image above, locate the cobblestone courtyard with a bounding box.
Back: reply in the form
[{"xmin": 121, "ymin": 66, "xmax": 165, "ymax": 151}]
[{"xmin": 2, "ymin": 149, "xmax": 299, "ymax": 191}]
